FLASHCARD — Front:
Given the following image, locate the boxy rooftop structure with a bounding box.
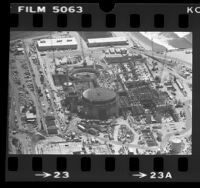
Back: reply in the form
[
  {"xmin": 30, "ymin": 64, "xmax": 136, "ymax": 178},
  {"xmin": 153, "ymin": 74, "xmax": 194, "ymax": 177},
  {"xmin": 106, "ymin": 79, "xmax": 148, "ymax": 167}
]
[
  {"xmin": 87, "ymin": 37, "xmax": 128, "ymax": 47},
  {"xmin": 37, "ymin": 37, "xmax": 78, "ymax": 51}
]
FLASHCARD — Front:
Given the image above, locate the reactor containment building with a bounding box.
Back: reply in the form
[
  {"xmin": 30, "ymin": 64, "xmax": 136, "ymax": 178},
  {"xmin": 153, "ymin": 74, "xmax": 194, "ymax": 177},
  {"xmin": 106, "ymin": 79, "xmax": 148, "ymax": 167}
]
[{"xmin": 82, "ymin": 88, "xmax": 118, "ymax": 120}]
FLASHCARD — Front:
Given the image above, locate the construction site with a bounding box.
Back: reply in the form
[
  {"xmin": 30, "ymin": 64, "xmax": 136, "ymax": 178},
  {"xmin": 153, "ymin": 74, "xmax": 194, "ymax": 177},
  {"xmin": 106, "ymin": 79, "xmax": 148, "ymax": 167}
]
[{"xmin": 9, "ymin": 31, "xmax": 192, "ymax": 155}]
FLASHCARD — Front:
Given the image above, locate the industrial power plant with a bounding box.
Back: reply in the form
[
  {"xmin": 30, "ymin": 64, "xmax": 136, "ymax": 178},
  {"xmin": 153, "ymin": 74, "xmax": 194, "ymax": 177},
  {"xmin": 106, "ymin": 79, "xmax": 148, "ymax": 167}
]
[
  {"xmin": 9, "ymin": 31, "xmax": 192, "ymax": 155},
  {"xmin": 82, "ymin": 88, "xmax": 118, "ymax": 119}
]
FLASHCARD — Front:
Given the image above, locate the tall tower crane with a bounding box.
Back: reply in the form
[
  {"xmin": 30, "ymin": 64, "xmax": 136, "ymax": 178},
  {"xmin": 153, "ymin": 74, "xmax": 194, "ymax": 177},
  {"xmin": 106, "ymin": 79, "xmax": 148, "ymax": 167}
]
[
  {"xmin": 79, "ymin": 32, "xmax": 87, "ymax": 67},
  {"xmin": 151, "ymin": 37, "xmax": 154, "ymax": 57},
  {"xmin": 159, "ymin": 49, "xmax": 167, "ymax": 82},
  {"xmin": 50, "ymin": 33, "xmax": 55, "ymax": 64}
]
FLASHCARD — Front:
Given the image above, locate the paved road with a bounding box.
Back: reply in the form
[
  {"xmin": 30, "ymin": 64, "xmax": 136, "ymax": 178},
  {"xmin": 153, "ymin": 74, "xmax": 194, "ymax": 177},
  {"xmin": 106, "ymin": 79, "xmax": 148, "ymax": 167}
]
[
  {"xmin": 23, "ymin": 42, "xmax": 48, "ymax": 133},
  {"xmin": 35, "ymin": 47, "xmax": 66, "ymax": 134},
  {"xmin": 8, "ymin": 76, "xmax": 17, "ymax": 130}
]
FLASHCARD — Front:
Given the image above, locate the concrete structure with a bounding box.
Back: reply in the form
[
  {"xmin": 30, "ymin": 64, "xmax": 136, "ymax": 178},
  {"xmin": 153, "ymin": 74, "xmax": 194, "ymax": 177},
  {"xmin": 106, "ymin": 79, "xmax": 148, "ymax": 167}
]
[
  {"xmin": 25, "ymin": 111, "xmax": 36, "ymax": 122},
  {"xmin": 87, "ymin": 37, "xmax": 128, "ymax": 47},
  {"xmin": 82, "ymin": 88, "xmax": 118, "ymax": 119},
  {"xmin": 105, "ymin": 54, "xmax": 131, "ymax": 63},
  {"xmin": 71, "ymin": 68, "xmax": 99, "ymax": 82},
  {"xmin": 104, "ymin": 53, "xmax": 143, "ymax": 64},
  {"xmin": 47, "ymin": 126, "xmax": 58, "ymax": 135},
  {"xmin": 175, "ymin": 79, "xmax": 184, "ymax": 90},
  {"xmin": 37, "ymin": 37, "xmax": 78, "ymax": 51},
  {"xmin": 170, "ymin": 137, "xmax": 182, "ymax": 153},
  {"xmin": 16, "ymin": 48, "xmax": 24, "ymax": 54}
]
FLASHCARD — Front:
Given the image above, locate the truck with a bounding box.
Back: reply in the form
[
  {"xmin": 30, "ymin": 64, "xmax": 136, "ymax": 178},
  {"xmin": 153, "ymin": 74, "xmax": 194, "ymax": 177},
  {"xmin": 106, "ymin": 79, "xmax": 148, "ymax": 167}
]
[
  {"xmin": 121, "ymin": 48, "xmax": 127, "ymax": 54},
  {"xmin": 109, "ymin": 48, "xmax": 115, "ymax": 54},
  {"xmin": 168, "ymin": 94, "xmax": 173, "ymax": 100},
  {"xmin": 46, "ymin": 93, "xmax": 51, "ymax": 100},
  {"xmin": 115, "ymin": 48, "xmax": 121, "ymax": 54},
  {"xmin": 88, "ymin": 128, "xmax": 99, "ymax": 136},
  {"xmin": 175, "ymin": 79, "xmax": 184, "ymax": 90},
  {"xmin": 77, "ymin": 124, "xmax": 86, "ymax": 132},
  {"xmin": 105, "ymin": 49, "xmax": 109, "ymax": 54}
]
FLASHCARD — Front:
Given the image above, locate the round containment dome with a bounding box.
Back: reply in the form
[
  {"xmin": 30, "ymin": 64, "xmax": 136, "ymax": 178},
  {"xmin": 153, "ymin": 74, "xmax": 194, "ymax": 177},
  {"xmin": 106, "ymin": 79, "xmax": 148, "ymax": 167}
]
[{"xmin": 82, "ymin": 88, "xmax": 116, "ymax": 105}]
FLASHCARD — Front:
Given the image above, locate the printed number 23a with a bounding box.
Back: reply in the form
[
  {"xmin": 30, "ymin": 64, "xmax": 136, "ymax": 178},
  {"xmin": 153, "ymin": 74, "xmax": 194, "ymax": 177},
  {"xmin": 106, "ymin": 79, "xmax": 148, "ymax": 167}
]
[
  {"xmin": 54, "ymin": 171, "xmax": 69, "ymax": 179},
  {"xmin": 150, "ymin": 172, "xmax": 172, "ymax": 179}
]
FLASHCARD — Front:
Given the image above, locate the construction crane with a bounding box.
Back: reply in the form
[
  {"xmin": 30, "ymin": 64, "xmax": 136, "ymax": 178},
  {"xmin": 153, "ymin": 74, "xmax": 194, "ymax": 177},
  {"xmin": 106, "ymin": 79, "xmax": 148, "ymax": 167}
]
[
  {"xmin": 93, "ymin": 58, "xmax": 96, "ymax": 70},
  {"xmin": 79, "ymin": 32, "xmax": 87, "ymax": 67},
  {"xmin": 151, "ymin": 36, "xmax": 167, "ymax": 83},
  {"xmin": 151, "ymin": 37, "xmax": 156, "ymax": 68},
  {"xmin": 50, "ymin": 33, "xmax": 56, "ymax": 64},
  {"xmin": 159, "ymin": 49, "xmax": 167, "ymax": 82},
  {"xmin": 151, "ymin": 37, "xmax": 154, "ymax": 57}
]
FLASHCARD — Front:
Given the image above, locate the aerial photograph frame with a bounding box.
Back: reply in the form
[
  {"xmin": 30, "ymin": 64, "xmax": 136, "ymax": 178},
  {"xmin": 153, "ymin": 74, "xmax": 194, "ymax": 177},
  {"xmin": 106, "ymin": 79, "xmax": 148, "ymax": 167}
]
[{"xmin": 8, "ymin": 31, "xmax": 192, "ymax": 155}]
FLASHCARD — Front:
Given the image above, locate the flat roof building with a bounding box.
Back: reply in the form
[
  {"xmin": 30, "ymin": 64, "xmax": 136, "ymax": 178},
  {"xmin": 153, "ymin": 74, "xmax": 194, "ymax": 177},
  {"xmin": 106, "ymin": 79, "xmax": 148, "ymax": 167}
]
[
  {"xmin": 104, "ymin": 54, "xmax": 132, "ymax": 64},
  {"xmin": 175, "ymin": 79, "xmax": 184, "ymax": 90},
  {"xmin": 87, "ymin": 37, "xmax": 128, "ymax": 47},
  {"xmin": 47, "ymin": 126, "xmax": 58, "ymax": 135},
  {"xmin": 37, "ymin": 37, "xmax": 78, "ymax": 51},
  {"xmin": 25, "ymin": 111, "xmax": 36, "ymax": 122}
]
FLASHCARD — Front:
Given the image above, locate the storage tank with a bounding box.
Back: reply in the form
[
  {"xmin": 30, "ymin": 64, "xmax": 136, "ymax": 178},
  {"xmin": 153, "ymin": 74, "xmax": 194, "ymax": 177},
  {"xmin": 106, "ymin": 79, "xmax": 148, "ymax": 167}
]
[
  {"xmin": 170, "ymin": 137, "xmax": 182, "ymax": 153},
  {"xmin": 82, "ymin": 88, "xmax": 118, "ymax": 119},
  {"xmin": 82, "ymin": 88, "xmax": 116, "ymax": 105}
]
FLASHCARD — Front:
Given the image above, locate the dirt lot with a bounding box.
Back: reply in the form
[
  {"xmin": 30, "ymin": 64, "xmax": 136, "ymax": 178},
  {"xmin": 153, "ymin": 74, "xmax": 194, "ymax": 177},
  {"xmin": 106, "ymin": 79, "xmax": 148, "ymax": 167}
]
[
  {"xmin": 10, "ymin": 31, "xmax": 56, "ymax": 41},
  {"xmin": 166, "ymin": 50, "xmax": 192, "ymax": 64}
]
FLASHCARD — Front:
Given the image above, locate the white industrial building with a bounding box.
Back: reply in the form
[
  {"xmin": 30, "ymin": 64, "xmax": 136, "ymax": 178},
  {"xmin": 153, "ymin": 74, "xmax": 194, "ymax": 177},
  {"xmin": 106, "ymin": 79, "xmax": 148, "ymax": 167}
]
[
  {"xmin": 37, "ymin": 37, "xmax": 78, "ymax": 51},
  {"xmin": 25, "ymin": 111, "xmax": 36, "ymax": 122},
  {"xmin": 87, "ymin": 37, "xmax": 128, "ymax": 47}
]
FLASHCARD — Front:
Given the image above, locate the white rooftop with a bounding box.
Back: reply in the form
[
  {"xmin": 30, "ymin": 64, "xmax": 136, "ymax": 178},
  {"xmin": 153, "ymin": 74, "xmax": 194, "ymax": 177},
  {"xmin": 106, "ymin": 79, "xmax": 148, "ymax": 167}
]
[
  {"xmin": 17, "ymin": 48, "xmax": 24, "ymax": 51},
  {"xmin": 88, "ymin": 37, "xmax": 127, "ymax": 44},
  {"xmin": 37, "ymin": 37, "xmax": 77, "ymax": 47},
  {"xmin": 26, "ymin": 111, "xmax": 36, "ymax": 119},
  {"xmin": 171, "ymin": 137, "xmax": 182, "ymax": 143}
]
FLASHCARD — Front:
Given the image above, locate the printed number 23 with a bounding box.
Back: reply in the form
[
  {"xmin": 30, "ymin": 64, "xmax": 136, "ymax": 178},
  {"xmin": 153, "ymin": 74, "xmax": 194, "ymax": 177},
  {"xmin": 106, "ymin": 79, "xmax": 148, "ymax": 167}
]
[{"xmin": 54, "ymin": 171, "xmax": 69, "ymax": 179}]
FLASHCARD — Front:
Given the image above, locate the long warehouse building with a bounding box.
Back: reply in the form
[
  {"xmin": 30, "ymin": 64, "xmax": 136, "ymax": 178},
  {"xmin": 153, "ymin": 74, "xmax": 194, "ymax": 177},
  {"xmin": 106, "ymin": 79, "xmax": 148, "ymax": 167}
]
[
  {"xmin": 37, "ymin": 37, "xmax": 78, "ymax": 51},
  {"xmin": 87, "ymin": 37, "xmax": 128, "ymax": 47}
]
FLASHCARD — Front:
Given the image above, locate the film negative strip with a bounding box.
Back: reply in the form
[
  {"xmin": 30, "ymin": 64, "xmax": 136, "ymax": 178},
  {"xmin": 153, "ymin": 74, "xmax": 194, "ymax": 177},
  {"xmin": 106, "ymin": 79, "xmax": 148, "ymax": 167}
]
[{"xmin": 5, "ymin": 1, "xmax": 200, "ymax": 182}]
